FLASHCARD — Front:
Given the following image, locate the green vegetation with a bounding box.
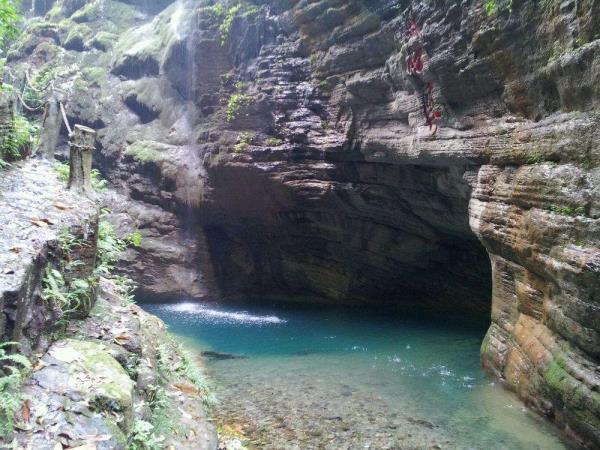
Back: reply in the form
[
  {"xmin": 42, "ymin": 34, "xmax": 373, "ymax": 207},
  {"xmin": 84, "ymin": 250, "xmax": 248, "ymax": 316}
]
[
  {"xmin": 96, "ymin": 220, "xmax": 141, "ymax": 276},
  {"xmin": 54, "ymin": 161, "xmax": 108, "ymax": 191},
  {"xmin": 129, "ymin": 416, "xmax": 165, "ymax": 450},
  {"xmin": 128, "ymin": 334, "xmax": 215, "ymax": 448},
  {"xmin": 233, "ymin": 131, "xmax": 255, "ymax": 153},
  {"xmin": 90, "ymin": 31, "xmax": 117, "ymax": 51},
  {"xmin": 0, "ymin": 341, "xmax": 31, "ymax": 436},
  {"xmin": 22, "ymin": 65, "xmax": 56, "ymax": 110},
  {"xmin": 64, "ymin": 23, "xmax": 92, "ymax": 50},
  {"xmin": 0, "ymin": 114, "xmax": 40, "ymax": 168},
  {"xmin": 547, "ymin": 204, "xmax": 585, "ymax": 217},
  {"xmin": 113, "ymin": 274, "xmax": 137, "ymax": 306},
  {"xmin": 42, "ymin": 218, "xmax": 141, "ymax": 322},
  {"xmin": 198, "ymin": 1, "xmax": 259, "ymax": 46},
  {"xmin": 226, "ymin": 93, "xmax": 252, "ymax": 122},
  {"xmin": 125, "ymin": 141, "xmax": 165, "ymax": 163},
  {"xmin": 266, "ymin": 137, "xmax": 284, "ymax": 146},
  {"xmin": 42, "ymin": 266, "xmax": 96, "ymax": 315},
  {"xmin": 220, "ymin": 70, "xmax": 234, "ymax": 87},
  {"xmin": 157, "ymin": 339, "xmax": 216, "ymax": 411},
  {"xmin": 174, "ymin": 345, "xmax": 216, "ymax": 410},
  {"xmin": 318, "ymin": 79, "xmax": 332, "ymax": 94},
  {"xmin": 71, "ymin": 0, "xmax": 102, "ymax": 23},
  {"xmin": 81, "ymin": 66, "xmax": 107, "ymax": 88},
  {"xmin": 525, "ymin": 152, "xmax": 545, "ymax": 164},
  {"xmin": 0, "ymin": 0, "xmax": 21, "ymax": 52},
  {"xmin": 483, "ymin": 0, "xmax": 513, "ymax": 16}
]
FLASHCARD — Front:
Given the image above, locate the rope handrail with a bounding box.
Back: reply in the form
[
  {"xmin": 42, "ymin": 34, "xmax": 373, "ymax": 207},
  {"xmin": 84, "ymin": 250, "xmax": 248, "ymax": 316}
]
[
  {"xmin": 60, "ymin": 101, "xmax": 72, "ymax": 136},
  {"xmin": 15, "ymin": 90, "xmax": 44, "ymax": 112},
  {"xmin": 25, "ymin": 70, "xmax": 53, "ymax": 93}
]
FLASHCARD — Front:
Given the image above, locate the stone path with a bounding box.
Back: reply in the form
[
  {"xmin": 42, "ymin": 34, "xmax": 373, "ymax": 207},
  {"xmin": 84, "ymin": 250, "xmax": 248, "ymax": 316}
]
[{"xmin": 0, "ymin": 158, "xmax": 96, "ymax": 297}]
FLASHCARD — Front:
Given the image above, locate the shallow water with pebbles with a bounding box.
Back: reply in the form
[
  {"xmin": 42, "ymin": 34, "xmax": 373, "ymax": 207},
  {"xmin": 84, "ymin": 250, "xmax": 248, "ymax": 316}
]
[{"xmin": 142, "ymin": 302, "xmax": 570, "ymax": 450}]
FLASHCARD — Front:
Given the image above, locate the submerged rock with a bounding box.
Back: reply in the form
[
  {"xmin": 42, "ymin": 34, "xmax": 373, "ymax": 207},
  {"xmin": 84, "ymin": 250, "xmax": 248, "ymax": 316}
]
[{"xmin": 201, "ymin": 351, "xmax": 247, "ymax": 360}]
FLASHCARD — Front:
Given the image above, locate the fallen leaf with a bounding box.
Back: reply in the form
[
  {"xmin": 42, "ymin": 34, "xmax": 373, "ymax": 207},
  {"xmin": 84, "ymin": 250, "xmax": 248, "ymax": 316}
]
[
  {"xmin": 114, "ymin": 333, "xmax": 132, "ymax": 342},
  {"xmin": 33, "ymin": 360, "xmax": 48, "ymax": 371},
  {"xmin": 31, "ymin": 219, "xmax": 49, "ymax": 228},
  {"xmin": 9, "ymin": 246, "xmax": 21, "ymax": 253},
  {"xmin": 53, "ymin": 202, "xmax": 71, "ymax": 210},
  {"xmin": 40, "ymin": 217, "xmax": 55, "ymax": 225},
  {"xmin": 173, "ymin": 383, "xmax": 198, "ymax": 395},
  {"xmin": 20, "ymin": 399, "xmax": 32, "ymax": 423}
]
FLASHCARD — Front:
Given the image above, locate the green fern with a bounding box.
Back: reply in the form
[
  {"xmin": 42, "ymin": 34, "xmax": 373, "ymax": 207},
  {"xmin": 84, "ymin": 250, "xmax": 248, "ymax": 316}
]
[
  {"xmin": 0, "ymin": 114, "xmax": 39, "ymax": 164},
  {"xmin": 0, "ymin": 341, "xmax": 31, "ymax": 436},
  {"xmin": 41, "ymin": 266, "xmax": 95, "ymax": 316}
]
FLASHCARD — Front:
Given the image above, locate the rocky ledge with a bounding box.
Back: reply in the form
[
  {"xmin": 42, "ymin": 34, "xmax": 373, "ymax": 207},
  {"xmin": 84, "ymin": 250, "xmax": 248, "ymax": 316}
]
[
  {"xmin": 12, "ymin": 278, "xmax": 217, "ymax": 450},
  {"xmin": 0, "ymin": 159, "xmax": 217, "ymax": 448},
  {"xmin": 0, "ymin": 159, "xmax": 97, "ymax": 356}
]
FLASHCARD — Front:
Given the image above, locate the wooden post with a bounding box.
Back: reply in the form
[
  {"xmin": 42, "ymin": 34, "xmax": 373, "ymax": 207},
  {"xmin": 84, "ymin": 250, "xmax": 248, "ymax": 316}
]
[
  {"xmin": 38, "ymin": 96, "xmax": 61, "ymax": 158},
  {"xmin": 0, "ymin": 94, "xmax": 12, "ymax": 156},
  {"xmin": 68, "ymin": 124, "xmax": 96, "ymax": 193}
]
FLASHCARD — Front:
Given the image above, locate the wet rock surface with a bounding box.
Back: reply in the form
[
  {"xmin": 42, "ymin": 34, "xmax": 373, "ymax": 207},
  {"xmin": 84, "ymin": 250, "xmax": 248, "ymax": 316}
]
[
  {"xmin": 0, "ymin": 159, "xmax": 97, "ymax": 355},
  {"xmin": 11, "ymin": 278, "xmax": 217, "ymax": 449}
]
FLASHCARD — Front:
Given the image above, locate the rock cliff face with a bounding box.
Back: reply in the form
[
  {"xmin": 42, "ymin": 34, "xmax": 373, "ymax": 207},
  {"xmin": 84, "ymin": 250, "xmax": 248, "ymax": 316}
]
[{"xmin": 9, "ymin": 0, "xmax": 599, "ymax": 447}]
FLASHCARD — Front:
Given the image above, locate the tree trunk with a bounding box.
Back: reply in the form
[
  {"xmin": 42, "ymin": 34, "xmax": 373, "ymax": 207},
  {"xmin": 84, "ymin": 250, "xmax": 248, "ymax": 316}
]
[{"xmin": 67, "ymin": 124, "xmax": 96, "ymax": 194}]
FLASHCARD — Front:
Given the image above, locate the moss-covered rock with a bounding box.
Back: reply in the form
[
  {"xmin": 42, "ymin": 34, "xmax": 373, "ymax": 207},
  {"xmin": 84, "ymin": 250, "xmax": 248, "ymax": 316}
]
[
  {"xmin": 89, "ymin": 30, "xmax": 117, "ymax": 51},
  {"xmin": 48, "ymin": 339, "xmax": 135, "ymax": 421},
  {"xmin": 63, "ymin": 23, "xmax": 92, "ymax": 51},
  {"xmin": 125, "ymin": 140, "xmax": 169, "ymax": 163},
  {"xmin": 71, "ymin": 0, "xmax": 101, "ymax": 23}
]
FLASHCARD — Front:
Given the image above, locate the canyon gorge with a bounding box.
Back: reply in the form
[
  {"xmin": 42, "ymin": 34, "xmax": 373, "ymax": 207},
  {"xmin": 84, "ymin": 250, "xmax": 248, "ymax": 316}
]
[{"xmin": 1, "ymin": 0, "xmax": 599, "ymax": 448}]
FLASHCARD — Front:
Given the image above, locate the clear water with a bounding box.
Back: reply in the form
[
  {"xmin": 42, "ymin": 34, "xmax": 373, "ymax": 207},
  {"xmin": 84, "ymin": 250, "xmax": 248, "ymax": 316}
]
[{"xmin": 142, "ymin": 301, "xmax": 569, "ymax": 450}]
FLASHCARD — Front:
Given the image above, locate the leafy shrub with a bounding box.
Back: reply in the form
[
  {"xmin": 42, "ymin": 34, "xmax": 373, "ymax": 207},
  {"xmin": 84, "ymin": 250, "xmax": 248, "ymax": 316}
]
[
  {"xmin": 175, "ymin": 345, "xmax": 216, "ymax": 410},
  {"xmin": 233, "ymin": 131, "xmax": 255, "ymax": 153},
  {"xmin": 43, "ymin": 219, "xmax": 141, "ymax": 319},
  {"xmin": 0, "ymin": 341, "xmax": 31, "ymax": 436},
  {"xmin": 113, "ymin": 274, "xmax": 137, "ymax": 305},
  {"xmin": 226, "ymin": 94, "xmax": 252, "ymax": 122},
  {"xmin": 219, "ymin": 3, "xmax": 258, "ymax": 46},
  {"xmin": 198, "ymin": 2, "xmax": 225, "ymax": 23},
  {"xmin": 0, "ymin": 114, "xmax": 39, "ymax": 167},
  {"xmin": 0, "ymin": 0, "xmax": 21, "ymax": 51},
  {"xmin": 547, "ymin": 204, "xmax": 585, "ymax": 217},
  {"xmin": 157, "ymin": 339, "xmax": 216, "ymax": 411},
  {"xmin": 483, "ymin": 0, "xmax": 513, "ymax": 16},
  {"xmin": 526, "ymin": 152, "xmax": 545, "ymax": 164}
]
